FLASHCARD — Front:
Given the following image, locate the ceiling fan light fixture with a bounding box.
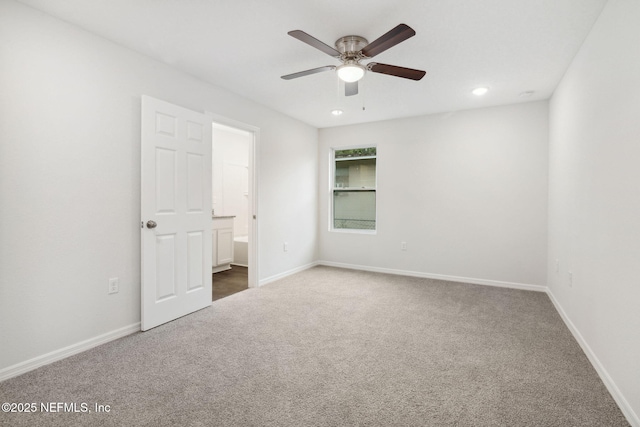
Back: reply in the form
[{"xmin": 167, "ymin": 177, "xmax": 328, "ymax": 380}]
[{"xmin": 337, "ymin": 63, "xmax": 365, "ymax": 82}]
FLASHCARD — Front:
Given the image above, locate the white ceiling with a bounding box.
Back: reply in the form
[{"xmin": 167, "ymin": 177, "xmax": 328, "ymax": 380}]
[{"xmin": 17, "ymin": 0, "xmax": 608, "ymax": 128}]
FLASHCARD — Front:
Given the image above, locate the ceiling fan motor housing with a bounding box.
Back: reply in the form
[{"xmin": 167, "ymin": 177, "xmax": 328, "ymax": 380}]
[{"xmin": 335, "ymin": 36, "xmax": 369, "ymax": 60}]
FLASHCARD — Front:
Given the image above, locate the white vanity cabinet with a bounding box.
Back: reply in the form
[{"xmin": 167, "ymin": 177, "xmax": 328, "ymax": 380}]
[{"xmin": 212, "ymin": 216, "xmax": 234, "ymax": 273}]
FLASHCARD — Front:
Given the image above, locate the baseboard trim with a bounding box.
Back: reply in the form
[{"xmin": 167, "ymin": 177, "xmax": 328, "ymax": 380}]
[
  {"xmin": 546, "ymin": 290, "xmax": 639, "ymax": 427},
  {"xmin": 0, "ymin": 322, "xmax": 140, "ymax": 382},
  {"xmin": 230, "ymin": 262, "xmax": 248, "ymax": 268},
  {"xmin": 317, "ymin": 260, "xmax": 547, "ymax": 292},
  {"xmin": 259, "ymin": 261, "xmax": 319, "ymax": 286}
]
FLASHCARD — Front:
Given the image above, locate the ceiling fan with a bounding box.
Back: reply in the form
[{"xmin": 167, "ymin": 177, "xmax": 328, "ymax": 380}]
[{"xmin": 281, "ymin": 24, "xmax": 426, "ymax": 97}]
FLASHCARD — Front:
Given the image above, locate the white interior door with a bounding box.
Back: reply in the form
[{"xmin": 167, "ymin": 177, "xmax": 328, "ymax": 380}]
[{"xmin": 141, "ymin": 96, "xmax": 212, "ymax": 331}]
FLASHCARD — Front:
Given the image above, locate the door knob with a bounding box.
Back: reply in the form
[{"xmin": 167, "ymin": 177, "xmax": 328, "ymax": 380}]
[{"xmin": 146, "ymin": 220, "xmax": 157, "ymax": 229}]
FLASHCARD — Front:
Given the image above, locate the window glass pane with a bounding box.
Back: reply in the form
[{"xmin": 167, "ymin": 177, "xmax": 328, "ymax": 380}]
[
  {"xmin": 335, "ymin": 147, "xmax": 377, "ymax": 159},
  {"xmin": 335, "ymin": 158, "xmax": 376, "ymax": 188},
  {"xmin": 333, "ymin": 191, "xmax": 376, "ymax": 230}
]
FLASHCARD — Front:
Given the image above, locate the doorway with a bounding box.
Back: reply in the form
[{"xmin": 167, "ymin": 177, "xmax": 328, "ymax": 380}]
[{"xmin": 210, "ymin": 117, "xmax": 258, "ymax": 299}]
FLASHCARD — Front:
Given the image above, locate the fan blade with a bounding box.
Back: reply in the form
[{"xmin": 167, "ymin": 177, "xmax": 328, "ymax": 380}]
[
  {"xmin": 281, "ymin": 66, "xmax": 335, "ymax": 80},
  {"xmin": 288, "ymin": 30, "xmax": 341, "ymax": 58},
  {"xmin": 361, "ymin": 24, "xmax": 416, "ymax": 58},
  {"xmin": 345, "ymin": 81, "xmax": 358, "ymax": 97},
  {"xmin": 368, "ymin": 63, "xmax": 426, "ymax": 80}
]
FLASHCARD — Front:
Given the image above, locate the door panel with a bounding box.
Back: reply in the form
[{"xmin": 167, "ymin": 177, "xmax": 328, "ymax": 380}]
[
  {"xmin": 217, "ymin": 228, "xmax": 234, "ymax": 265},
  {"xmin": 155, "ymin": 234, "xmax": 177, "ymax": 301},
  {"xmin": 155, "ymin": 148, "xmax": 177, "ymax": 214},
  {"xmin": 142, "ymin": 96, "xmax": 212, "ymax": 330},
  {"xmin": 187, "ymin": 231, "xmax": 204, "ymax": 291},
  {"xmin": 186, "ymin": 153, "xmax": 204, "ymax": 212}
]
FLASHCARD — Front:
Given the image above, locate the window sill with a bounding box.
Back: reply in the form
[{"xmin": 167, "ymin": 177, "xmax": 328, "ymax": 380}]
[{"xmin": 329, "ymin": 228, "xmax": 377, "ymax": 235}]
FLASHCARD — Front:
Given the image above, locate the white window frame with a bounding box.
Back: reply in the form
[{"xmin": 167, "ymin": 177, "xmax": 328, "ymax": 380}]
[{"xmin": 329, "ymin": 145, "xmax": 377, "ymax": 234}]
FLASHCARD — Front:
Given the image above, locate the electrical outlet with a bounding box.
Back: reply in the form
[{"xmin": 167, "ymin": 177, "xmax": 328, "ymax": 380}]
[
  {"xmin": 568, "ymin": 271, "xmax": 573, "ymax": 288},
  {"xmin": 108, "ymin": 278, "xmax": 119, "ymax": 294},
  {"xmin": 283, "ymin": 242, "xmax": 288, "ymax": 252},
  {"xmin": 401, "ymin": 241, "xmax": 407, "ymax": 251}
]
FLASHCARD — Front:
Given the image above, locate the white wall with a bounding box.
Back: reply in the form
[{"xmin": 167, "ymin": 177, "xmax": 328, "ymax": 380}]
[
  {"xmin": 0, "ymin": 0, "xmax": 318, "ymax": 373},
  {"xmin": 548, "ymin": 0, "xmax": 640, "ymax": 422},
  {"xmin": 319, "ymin": 101, "xmax": 549, "ymax": 288}
]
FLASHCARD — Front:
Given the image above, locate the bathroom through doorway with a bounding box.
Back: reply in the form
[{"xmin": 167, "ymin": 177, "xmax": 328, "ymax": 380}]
[{"xmin": 211, "ymin": 119, "xmax": 258, "ymax": 299}]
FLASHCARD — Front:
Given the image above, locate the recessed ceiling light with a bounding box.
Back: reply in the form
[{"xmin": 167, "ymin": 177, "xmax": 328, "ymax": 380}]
[
  {"xmin": 331, "ymin": 109, "xmax": 343, "ymax": 116},
  {"xmin": 472, "ymin": 87, "xmax": 489, "ymax": 96}
]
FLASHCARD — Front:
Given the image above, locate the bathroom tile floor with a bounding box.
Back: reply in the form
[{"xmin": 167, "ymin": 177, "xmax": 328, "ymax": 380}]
[{"xmin": 212, "ymin": 265, "xmax": 248, "ymax": 301}]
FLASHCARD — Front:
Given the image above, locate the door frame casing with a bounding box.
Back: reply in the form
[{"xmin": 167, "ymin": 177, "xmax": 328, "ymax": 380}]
[{"xmin": 209, "ymin": 113, "xmax": 259, "ymax": 288}]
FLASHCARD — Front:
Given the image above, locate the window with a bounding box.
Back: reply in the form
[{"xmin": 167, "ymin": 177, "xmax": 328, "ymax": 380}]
[{"xmin": 332, "ymin": 147, "xmax": 376, "ymax": 231}]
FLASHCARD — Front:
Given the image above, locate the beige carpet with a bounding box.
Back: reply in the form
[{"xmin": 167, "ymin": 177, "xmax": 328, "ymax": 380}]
[{"xmin": 0, "ymin": 266, "xmax": 629, "ymax": 426}]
